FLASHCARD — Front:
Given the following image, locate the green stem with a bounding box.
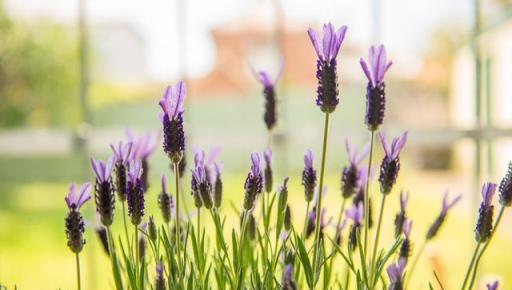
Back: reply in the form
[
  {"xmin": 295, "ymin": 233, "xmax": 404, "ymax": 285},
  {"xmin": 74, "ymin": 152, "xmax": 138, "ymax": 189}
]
[
  {"xmin": 174, "ymin": 162, "xmax": 181, "ymax": 273},
  {"xmin": 312, "ymin": 112, "xmax": 330, "ymax": 277},
  {"xmin": 326, "ymin": 198, "xmax": 347, "ymax": 287},
  {"xmin": 364, "ymin": 130, "xmax": 376, "ymax": 256},
  {"xmin": 121, "ymin": 202, "xmax": 132, "ymax": 260},
  {"xmin": 237, "ymin": 212, "xmax": 249, "ymax": 288},
  {"xmin": 370, "ymin": 194, "xmax": 387, "ymax": 287},
  {"xmin": 404, "ymin": 239, "xmax": 426, "ymax": 289},
  {"xmin": 302, "ymin": 201, "xmax": 311, "ymax": 239},
  {"xmin": 356, "ymin": 228, "xmax": 370, "ymax": 288},
  {"xmin": 134, "ymin": 224, "xmax": 139, "ymax": 285},
  {"xmin": 75, "ymin": 253, "xmax": 81, "ymax": 290},
  {"xmin": 197, "ymin": 207, "xmax": 201, "ymax": 240},
  {"xmin": 466, "ymin": 206, "xmax": 505, "ymax": 290},
  {"xmin": 460, "ymin": 242, "xmax": 482, "ymax": 290}
]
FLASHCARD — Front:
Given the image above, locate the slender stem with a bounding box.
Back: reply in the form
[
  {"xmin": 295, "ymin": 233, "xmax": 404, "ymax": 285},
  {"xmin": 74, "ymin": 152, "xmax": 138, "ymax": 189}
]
[
  {"xmin": 460, "ymin": 242, "xmax": 482, "ymax": 290},
  {"xmin": 134, "ymin": 224, "xmax": 139, "ymax": 284},
  {"xmin": 174, "ymin": 162, "xmax": 181, "ymax": 273},
  {"xmin": 237, "ymin": 211, "xmax": 249, "ymax": 288},
  {"xmin": 466, "ymin": 206, "xmax": 505, "ymax": 290},
  {"xmin": 326, "ymin": 198, "xmax": 347, "ymax": 286},
  {"xmin": 302, "ymin": 201, "xmax": 311, "ymax": 238},
  {"xmin": 405, "ymin": 239, "xmax": 426, "ymax": 289},
  {"xmin": 267, "ymin": 129, "xmax": 273, "ymax": 148},
  {"xmin": 105, "ymin": 227, "xmax": 119, "ymax": 288},
  {"xmin": 364, "ymin": 130, "xmax": 376, "ymax": 256},
  {"xmin": 370, "ymin": 194, "xmax": 387, "ymax": 286},
  {"xmin": 75, "ymin": 253, "xmax": 81, "ymax": 290},
  {"xmin": 121, "ymin": 202, "xmax": 132, "ymax": 260},
  {"xmin": 197, "ymin": 207, "xmax": 201, "ymax": 239},
  {"xmin": 343, "ymin": 263, "xmax": 351, "ymax": 290},
  {"xmin": 312, "ymin": 112, "xmax": 330, "ymax": 276}
]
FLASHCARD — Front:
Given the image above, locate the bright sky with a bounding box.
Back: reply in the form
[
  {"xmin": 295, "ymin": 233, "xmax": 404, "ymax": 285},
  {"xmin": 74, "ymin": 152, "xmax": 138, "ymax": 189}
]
[{"xmin": 7, "ymin": 0, "xmax": 472, "ymax": 81}]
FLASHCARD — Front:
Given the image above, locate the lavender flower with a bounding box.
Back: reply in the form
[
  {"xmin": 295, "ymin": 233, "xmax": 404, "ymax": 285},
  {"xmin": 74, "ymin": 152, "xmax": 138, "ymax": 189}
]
[
  {"xmin": 360, "ymin": 45, "xmax": 393, "ymax": 131},
  {"xmin": 499, "ymin": 162, "xmax": 512, "ymax": 207},
  {"xmin": 426, "ymin": 191, "xmax": 462, "ymax": 240},
  {"xmin": 110, "ymin": 141, "xmax": 132, "ymax": 201},
  {"xmin": 253, "ymin": 68, "xmax": 281, "ymax": 130},
  {"xmin": 147, "ymin": 216, "xmax": 158, "ymax": 242},
  {"xmin": 386, "ymin": 258, "xmax": 405, "ymax": 290},
  {"xmin": 159, "ymin": 82, "xmax": 186, "ymax": 164},
  {"xmin": 346, "ymin": 202, "xmax": 364, "ymax": 251},
  {"xmin": 308, "ymin": 23, "xmax": 348, "ymax": 113},
  {"xmin": 284, "ymin": 205, "xmax": 292, "ymax": 231},
  {"xmin": 95, "ymin": 226, "xmax": 109, "ymax": 256},
  {"xmin": 191, "ymin": 152, "xmax": 213, "ymax": 209},
  {"xmin": 138, "ymin": 234, "xmax": 146, "ymax": 260},
  {"xmin": 263, "ymin": 148, "xmax": 273, "ymax": 193},
  {"xmin": 305, "ymin": 205, "xmax": 317, "ymax": 239},
  {"xmin": 91, "ymin": 156, "xmax": 116, "ymax": 226},
  {"xmin": 126, "ymin": 160, "xmax": 145, "ymax": 225},
  {"xmin": 243, "ymin": 153, "xmax": 263, "ymax": 210},
  {"xmin": 341, "ymin": 139, "xmax": 369, "ymax": 198},
  {"xmin": 378, "ymin": 132, "xmax": 408, "ymax": 195},
  {"xmin": 65, "ymin": 183, "xmax": 91, "ymax": 253},
  {"xmin": 278, "ymin": 177, "xmax": 290, "ymax": 211},
  {"xmin": 302, "ymin": 149, "xmax": 317, "ymax": 202},
  {"xmin": 475, "ymin": 182, "xmax": 497, "ymax": 242},
  {"xmin": 126, "ymin": 129, "xmax": 159, "ymax": 190},
  {"xmin": 399, "ymin": 220, "xmax": 412, "ymax": 262},
  {"xmin": 158, "ymin": 174, "xmax": 174, "ymax": 224},
  {"xmin": 281, "ymin": 264, "xmax": 297, "ymax": 290},
  {"xmin": 353, "ymin": 166, "xmax": 374, "ymax": 228},
  {"xmin": 155, "ymin": 263, "xmax": 167, "ymax": 290},
  {"xmin": 394, "ymin": 191, "xmax": 409, "ymax": 238},
  {"xmin": 487, "ymin": 281, "xmax": 499, "ymax": 290},
  {"xmin": 213, "ymin": 162, "xmax": 223, "ymax": 208}
]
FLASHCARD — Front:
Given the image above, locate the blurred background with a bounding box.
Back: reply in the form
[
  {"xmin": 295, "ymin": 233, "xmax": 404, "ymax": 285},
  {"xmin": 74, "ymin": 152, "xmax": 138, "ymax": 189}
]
[{"xmin": 0, "ymin": 0, "xmax": 511, "ymax": 289}]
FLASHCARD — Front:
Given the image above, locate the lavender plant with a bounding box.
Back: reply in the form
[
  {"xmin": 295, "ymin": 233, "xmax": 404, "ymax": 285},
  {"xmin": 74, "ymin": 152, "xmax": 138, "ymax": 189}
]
[{"xmin": 60, "ymin": 21, "xmax": 510, "ymax": 290}]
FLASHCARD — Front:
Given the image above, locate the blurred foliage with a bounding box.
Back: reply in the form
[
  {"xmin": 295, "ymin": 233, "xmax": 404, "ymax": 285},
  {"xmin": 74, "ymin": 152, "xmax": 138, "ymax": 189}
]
[{"xmin": 0, "ymin": 3, "xmax": 80, "ymax": 127}]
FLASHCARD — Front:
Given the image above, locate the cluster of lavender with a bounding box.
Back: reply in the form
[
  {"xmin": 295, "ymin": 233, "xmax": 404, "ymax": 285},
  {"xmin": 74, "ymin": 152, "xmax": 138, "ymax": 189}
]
[{"xmin": 63, "ymin": 22, "xmax": 511, "ymax": 290}]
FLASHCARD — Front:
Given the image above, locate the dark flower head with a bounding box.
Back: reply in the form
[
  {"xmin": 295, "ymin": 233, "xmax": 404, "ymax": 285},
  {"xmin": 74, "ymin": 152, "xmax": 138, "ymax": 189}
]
[
  {"xmin": 191, "ymin": 152, "xmax": 213, "ymax": 209},
  {"xmin": 263, "ymin": 148, "xmax": 273, "ymax": 193},
  {"xmin": 95, "ymin": 226, "xmax": 109, "ymax": 256},
  {"xmin": 213, "ymin": 162, "xmax": 223, "ymax": 208},
  {"xmin": 308, "ymin": 23, "xmax": 348, "ymax": 113},
  {"xmin": 426, "ymin": 191, "xmax": 462, "ymax": 240},
  {"xmin": 159, "ymin": 82, "xmax": 186, "ymax": 163},
  {"xmin": 138, "ymin": 234, "xmax": 146, "ymax": 260},
  {"xmin": 499, "ymin": 162, "xmax": 512, "ymax": 207},
  {"xmin": 158, "ymin": 174, "xmax": 174, "ymax": 223},
  {"xmin": 302, "ymin": 149, "xmax": 317, "ymax": 202},
  {"xmin": 341, "ymin": 139, "xmax": 369, "ymax": 198},
  {"xmin": 378, "ymin": 132, "xmax": 408, "ymax": 195},
  {"xmin": 386, "ymin": 258, "xmax": 405, "ymax": 290},
  {"xmin": 487, "ymin": 281, "xmax": 499, "ymax": 290},
  {"xmin": 243, "ymin": 152, "xmax": 263, "ymax": 210},
  {"xmin": 65, "ymin": 182, "xmax": 91, "ymax": 211},
  {"xmin": 111, "ymin": 141, "xmax": 132, "ymax": 201},
  {"xmin": 360, "ymin": 45, "xmax": 392, "ymax": 130},
  {"xmin": 65, "ymin": 183, "xmax": 91, "ymax": 254},
  {"xmin": 284, "ymin": 205, "xmax": 292, "ymax": 231},
  {"xmin": 252, "ymin": 67, "xmax": 281, "ymax": 130},
  {"xmin": 91, "ymin": 157, "xmax": 116, "ymax": 226},
  {"xmin": 126, "ymin": 160, "xmax": 145, "ymax": 225},
  {"xmin": 281, "ymin": 264, "xmax": 297, "ymax": 290},
  {"xmin": 399, "ymin": 220, "xmax": 412, "ymax": 262},
  {"xmin": 346, "ymin": 202, "xmax": 364, "ymax": 226},
  {"xmin": 155, "ymin": 263, "xmax": 167, "ymax": 290},
  {"xmin": 475, "ymin": 182, "xmax": 497, "ymax": 242},
  {"xmin": 394, "ymin": 191, "xmax": 409, "ymax": 238},
  {"xmin": 305, "ymin": 205, "xmax": 317, "ymax": 239}
]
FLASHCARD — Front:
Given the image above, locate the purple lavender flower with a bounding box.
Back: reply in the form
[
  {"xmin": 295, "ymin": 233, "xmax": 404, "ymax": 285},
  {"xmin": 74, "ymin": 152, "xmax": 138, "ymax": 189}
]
[
  {"xmin": 346, "ymin": 202, "xmax": 364, "ymax": 251},
  {"xmin": 399, "ymin": 220, "xmax": 412, "ymax": 262},
  {"xmin": 243, "ymin": 152, "xmax": 263, "ymax": 210},
  {"xmin": 158, "ymin": 174, "xmax": 174, "ymax": 224},
  {"xmin": 159, "ymin": 82, "xmax": 186, "ymax": 164},
  {"xmin": 499, "ymin": 162, "xmax": 512, "ymax": 207},
  {"xmin": 378, "ymin": 132, "xmax": 408, "ymax": 195},
  {"xmin": 426, "ymin": 191, "xmax": 462, "ymax": 240},
  {"xmin": 213, "ymin": 162, "xmax": 223, "ymax": 208},
  {"xmin": 341, "ymin": 139, "xmax": 369, "ymax": 198},
  {"xmin": 126, "ymin": 160, "xmax": 145, "ymax": 225},
  {"xmin": 155, "ymin": 263, "xmax": 167, "ymax": 290},
  {"xmin": 91, "ymin": 156, "xmax": 116, "ymax": 226},
  {"xmin": 95, "ymin": 226, "xmax": 109, "ymax": 256},
  {"xmin": 302, "ymin": 149, "xmax": 317, "ymax": 202},
  {"xmin": 308, "ymin": 23, "xmax": 348, "ymax": 113},
  {"xmin": 281, "ymin": 263, "xmax": 297, "ymax": 290},
  {"xmin": 263, "ymin": 148, "xmax": 273, "ymax": 193},
  {"xmin": 305, "ymin": 205, "xmax": 317, "ymax": 239},
  {"xmin": 386, "ymin": 258, "xmax": 405, "ymax": 290},
  {"xmin": 110, "ymin": 141, "xmax": 132, "ymax": 201},
  {"xmin": 475, "ymin": 182, "xmax": 497, "ymax": 242},
  {"xmin": 253, "ymin": 68, "xmax": 281, "ymax": 130},
  {"xmin": 191, "ymin": 152, "xmax": 213, "ymax": 209},
  {"xmin": 394, "ymin": 191, "xmax": 409, "ymax": 238},
  {"xmin": 353, "ymin": 166, "xmax": 375, "ymax": 228},
  {"xmin": 65, "ymin": 183, "xmax": 91, "ymax": 253},
  {"xmin": 360, "ymin": 45, "xmax": 393, "ymax": 131},
  {"xmin": 126, "ymin": 129, "xmax": 159, "ymax": 190},
  {"xmin": 487, "ymin": 281, "xmax": 499, "ymax": 290}
]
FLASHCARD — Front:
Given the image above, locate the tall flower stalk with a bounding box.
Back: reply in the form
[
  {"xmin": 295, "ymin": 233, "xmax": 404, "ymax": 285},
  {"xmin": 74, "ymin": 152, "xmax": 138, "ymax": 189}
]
[
  {"xmin": 65, "ymin": 183, "xmax": 91, "ymax": 290},
  {"xmin": 307, "ymin": 22, "xmax": 347, "ymax": 281},
  {"xmin": 359, "ymin": 44, "xmax": 393, "ymax": 257}
]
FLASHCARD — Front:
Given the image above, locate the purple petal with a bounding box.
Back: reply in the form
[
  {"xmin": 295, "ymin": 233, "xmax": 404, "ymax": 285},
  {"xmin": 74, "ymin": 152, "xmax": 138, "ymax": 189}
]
[
  {"xmin": 332, "ymin": 25, "xmax": 348, "ymax": 59},
  {"xmin": 194, "ymin": 150, "xmax": 205, "ymax": 166},
  {"xmin": 258, "ymin": 71, "xmax": 273, "ymax": 88},
  {"xmin": 90, "ymin": 158, "xmax": 102, "ymax": 181},
  {"xmin": 307, "ymin": 28, "xmax": 322, "ymax": 59},
  {"xmin": 481, "ymin": 182, "xmax": 497, "ymax": 206},
  {"xmin": 171, "ymin": 81, "xmax": 186, "ymax": 118},
  {"xmin": 65, "ymin": 183, "xmax": 77, "ymax": 209},
  {"xmin": 400, "ymin": 191, "xmax": 409, "ymax": 212},
  {"xmin": 158, "ymin": 85, "xmax": 172, "ymax": 115},
  {"xmin": 304, "ymin": 149, "xmax": 314, "ymax": 169},
  {"xmin": 402, "ymin": 220, "xmax": 412, "ymax": 237},
  {"xmin": 360, "ymin": 58, "xmax": 373, "ymax": 85},
  {"xmin": 250, "ymin": 152, "xmax": 260, "ymax": 176},
  {"xmin": 322, "ymin": 23, "xmax": 335, "ymax": 61},
  {"xmin": 161, "ymin": 174, "xmax": 167, "ymax": 194},
  {"xmin": 345, "ymin": 138, "xmax": 355, "ymax": 164},
  {"xmin": 264, "ymin": 148, "xmax": 272, "ymax": 166},
  {"xmin": 487, "ymin": 281, "xmax": 499, "ymax": 290},
  {"xmin": 374, "ymin": 45, "xmax": 385, "ymax": 84},
  {"xmin": 105, "ymin": 156, "xmax": 116, "ymax": 179},
  {"xmin": 378, "ymin": 132, "xmax": 390, "ymax": 157},
  {"xmin": 207, "ymin": 146, "xmax": 222, "ymax": 164}
]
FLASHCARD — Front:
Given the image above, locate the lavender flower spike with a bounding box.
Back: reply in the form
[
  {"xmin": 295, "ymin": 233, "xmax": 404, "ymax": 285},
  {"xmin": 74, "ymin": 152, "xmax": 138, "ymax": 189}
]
[
  {"xmin": 426, "ymin": 191, "xmax": 462, "ymax": 240},
  {"xmin": 252, "ymin": 67, "xmax": 281, "ymax": 130},
  {"xmin": 213, "ymin": 162, "xmax": 223, "ymax": 208},
  {"xmin": 360, "ymin": 45, "xmax": 393, "ymax": 130},
  {"xmin": 91, "ymin": 156, "xmax": 116, "ymax": 226},
  {"xmin": 110, "ymin": 141, "xmax": 132, "ymax": 201},
  {"xmin": 308, "ymin": 23, "xmax": 348, "ymax": 113},
  {"xmin": 263, "ymin": 148, "xmax": 273, "ymax": 193},
  {"xmin": 378, "ymin": 132, "xmax": 408, "ymax": 195},
  {"xmin": 302, "ymin": 149, "xmax": 317, "ymax": 202},
  {"xmin": 499, "ymin": 162, "xmax": 512, "ymax": 206},
  {"xmin": 158, "ymin": 174, "xmax": 174, "ymax": 224},
  {"xmin": 399, "ymin": 220, "xmax": 412, "ymax": 262},
  {"xmin": 341, "ymin": 139, "xmax": 369, "ymax": 198},
  {"xmin": 126, "ymin": 129, "xmax": 159, "ymax": 190},
  {"xmin": 243, "ymin": 152, "xmax": 263, "ymax": 210},
  {"xmin": 394, "ymin": 191, "xmax": 409, "ymax": 238},
  {"xmin": 386, "ymin": 258, "xmax": 406, "ymax": 290},
  {"xmin": 159, "ymin": 82, "xmax": 186, "ymax": 163},
  {"xmin": 281, "ymin": 263, "xmax": 297, "ymax": 290},
  {"xmin": 346, "ymin": 202, "xmax": 364, "ymax": 226},
  {"xmin": 126, "ymin": 159, "xmax": 145, "ymax": 225},
  {"xmin": 65, "ymin": 183, "xmax": 91, "ymax": 254},
  {"xmin": 487, "ymin": 281, "xmax": 499, "ymax": 290},
  {"xmin": 191, "ymin": 153, "xmax": 213, "ymax": 209},
  {"xmin": 155, "ymin": 263, "xmax": 167, "ymax": 290},
  {"xmin": 475, "ymin": 182, "xmax": 497, "ymax": 242}
]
